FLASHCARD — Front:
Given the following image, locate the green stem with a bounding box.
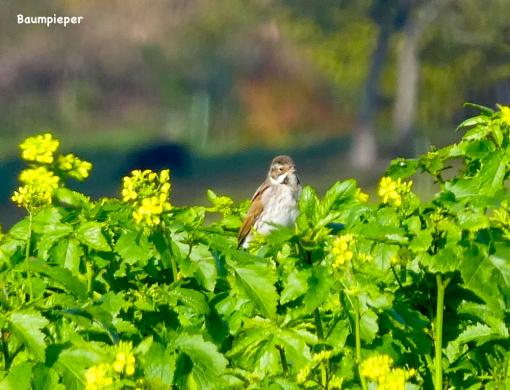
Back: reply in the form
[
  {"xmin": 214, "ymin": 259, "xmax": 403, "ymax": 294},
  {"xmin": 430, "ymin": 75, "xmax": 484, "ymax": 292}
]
[
  {"xmin": 434, "ymin": 275, "xmax": 450, "ymax": 390},
  {"xmin": 314, "ymin": 308, "xmax": 324, "ymax": 340},
  {"xmin": 1, "ymin": 329, "xmax": 9, "ymax": 370},
  {"xmin": 161, "ymin": 225, "xmax": 178, "ymax": 282},
  {"xmin": 276, "ymin": 345, "xmax": 288, "ymax": 374},
  {"xmin": 25, "ymin": 211, "xmax": 33, "ymax": 301},
  {"xmin": 354, "ymin": 297, "xmax": 368, "ymax": 390}
]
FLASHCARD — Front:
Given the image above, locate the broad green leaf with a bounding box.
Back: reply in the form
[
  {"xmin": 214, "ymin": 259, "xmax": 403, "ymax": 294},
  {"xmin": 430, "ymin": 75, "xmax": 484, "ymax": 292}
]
[
  {"xmin": 51, "ymin": 238, "xmax": 83, "ymax": 275},
  {"xmin": 304, "ymin": 266, "xmax": 330, "ymax": 313},
  {"xmin": 0, "ymin": 362, "xmax": 33, "ymax": 390},
  {"xmin": 275, "ymin": 329, "xmax": 312, "ymax": 367},
  {"xmin": 360, "ymin": 308, "xmax": 378, "ymax": 343},
  {"xmin": 54, "ymin": 346, "xmax": 103, "ymax": 388},
  {"xmin": 228, "ymin": 253, "xmax": 278, "ymax": 319},
  {"xmin": 317, "ymin": 180, "xmax": 356, "ymax": 218},
  {"xmin": 298, "ymin": 186, "xmax": 318, "ymax": 224},
  {"xmin": 76, "ymin": 222, "xmax": 111, "ymax": 252},
  {"xmin": 452, "ymin": 323, "xmax": 504, "ymax": 347},
  {"xmin": 175, "ymin": 333, "xmax": 228, "ymax": 389},
  {"xmin": 170, "ymin": 288, "xmax": 210, "ymax": 315},
  {"xmin": 140, "ymin": 341, "xmax": 176, "ymax": 388},
  {"xmin": 9, "ymin": 311, "xmax": 49, "ymax": 362},
  {"xmin": 32, "ymin": 262, "xmax": 88, "ymax": 300},
  {"xmin": 280, "ymin": 268, "xmax": 310, "ymax": 305},
  {"xmin": 461, "ymin": 245, "xmax": 509, "ymax": 311},
  {"xmin": 32, "ymin": 365, "xmax": 65, "ymax": 390},
  {"xmin": 386, "ymin": 158, "xmax": 419, "ymax": 178},
  {"xmin": 114, "ymin": 231, "xmax": 152, "ymax": 265}
]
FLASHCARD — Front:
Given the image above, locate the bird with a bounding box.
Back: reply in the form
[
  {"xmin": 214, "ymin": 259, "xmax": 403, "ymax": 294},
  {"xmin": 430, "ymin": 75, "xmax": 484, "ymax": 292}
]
[{"xmin": 238, "ymin": 155, "xmax": 302, "ymax": 248}]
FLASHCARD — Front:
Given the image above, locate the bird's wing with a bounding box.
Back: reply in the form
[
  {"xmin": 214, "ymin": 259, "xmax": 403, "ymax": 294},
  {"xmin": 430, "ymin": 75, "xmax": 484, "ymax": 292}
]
[{"xmin": 238, "ymin": 180, "xmax": 270, "ymax": 248}]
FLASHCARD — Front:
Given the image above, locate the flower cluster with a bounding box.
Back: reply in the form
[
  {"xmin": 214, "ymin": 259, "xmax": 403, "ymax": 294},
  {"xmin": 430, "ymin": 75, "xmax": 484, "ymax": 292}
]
[
  {"xmin": 12, "ymin": 167, "xmax": 60, "ymax": 208},
  {"xmin": 331, "ymin": 233, "xmax": 355, "ymax": 268},
  {"xmin": 360, "ymin": 354, "xmax": 416, "ymax": 390},
  {"xmin": 12, "ymin": 133, "xmax": 93, "ymax": 210},
  {"xmin": 296, "ymin": 350, "xmax": 342, "ymax": 389},
  {"xmin": 377, "ymin": 176, "xmax": 413, "ymax": 207},
  {"xmin": 122, "ymin": 169, "xmax": 172, "ymax": 227},
  {"xmin": 19, "ymin": 133, "xmax": 59, "ymax": 164},
  {"xmin": 85, "ymin": 342, "xmax": 136, "ymax": 390},
  {"xmin": 113, "ymin": 341, "xmax": 136, "ymax": 376},
  {"xmin": 58, "ymin": 153, "xmax": 92, "ymax": 180},
  {"xmin": 356, "ymin": 188, "xmax": 369, "ymax": 203},
  {"xmin": 85, "ymin": 363, "xmax": 113, "ymax": 390},
  {"xmin": 499, "ymin": 104, "xmax": 510, "ymax": 125}
]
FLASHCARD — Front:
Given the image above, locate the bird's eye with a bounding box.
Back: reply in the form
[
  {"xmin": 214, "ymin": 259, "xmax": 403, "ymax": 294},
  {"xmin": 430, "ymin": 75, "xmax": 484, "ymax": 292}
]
[{"xmin": 278, "ymin": 166, "xmax": 284, "ymax": 172}]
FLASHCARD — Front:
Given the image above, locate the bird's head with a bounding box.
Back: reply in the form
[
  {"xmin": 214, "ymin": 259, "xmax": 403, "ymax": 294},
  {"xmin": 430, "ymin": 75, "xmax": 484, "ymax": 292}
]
[{"xmin": 268, "ymin": 155, "xmax": 296, "ymax": 184}]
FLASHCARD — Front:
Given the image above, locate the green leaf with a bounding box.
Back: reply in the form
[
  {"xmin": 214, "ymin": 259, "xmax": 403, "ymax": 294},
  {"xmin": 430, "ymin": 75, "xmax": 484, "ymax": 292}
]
[
  {"xmin": 170, "ymin": 288, "xmax": 210, "ymax": 315},
  {"xmin": 452, "ymin": 323, "xmax": 505, "ymax": 347},
  {"xmin": 76, "ymin": 222, "xmax": 111, "ymax": 251},
  {"xmin": 52, "ymin": 238, "xmax": 83, "ymax": 275},
  {"xmin": 304, "ymin": 266, "xmax": 330, "ymax": 313},
  {"xmin": 9, "ymin": 311, "xmax": 49, "ymax": 362},
  {"xmin": 0, "ymin": 362, "xmax": 33, "ymax": 390},
  {"xmin": 114, "ymin": 231, "xmax": 152, "ymax": 265},
  {"xmin": 360, "ymin": 308, "xmax": 378, "ymax": 343},
  {"xmin": 32, "ymin": 262, "xmax": 88, "ymax": 300},
  {"xmin": 32, "ymin": 365, "xmax": 65, "ymax": 390},
  {"xmin": 54, "ymin": 346, "xmax": 103, "ymax": 388},
  {"xmin": 463, "ymin": 102, "xmax": 494, "ymax": 115},
  {"xmin": 228, "ymin": 252, "xmax": 278, "ymax": 319},
  {"xmin": 280, "ymin": 268, "xmax": 310, "ymax": 305},
  {"xmin": 317, "ymin": 180, "xmax": 356, "ymax": 218},
  {"xmin": 175, "ymin": 333, "xmax": 228, "ymax": 389},
  {"xmin": 298, "ymin": 186, "xmax": 318, "ymax": 225},
  {"xmin": 386, "ymin": 158, "xmax": 419, "ymax": 178},
  {"xmin": 460, "ymin": 245, "xmax": 509, "ymax": 311},
  {"xmin": 139, "ymin": 340, "xmax": 176, "ymax": 388},
  {"xmin": 456, "ymin": 115, "xmax": 489, "ymax": 131},
  {"xmin": 409, "ymin": 230, "xmax": 432, "ymax": 252}
]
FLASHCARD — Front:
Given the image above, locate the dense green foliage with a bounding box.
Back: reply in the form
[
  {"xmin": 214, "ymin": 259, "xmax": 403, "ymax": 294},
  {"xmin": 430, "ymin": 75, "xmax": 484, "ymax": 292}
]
[{"xmin": 1, "ymin": 105, "xmax": 509, "ymax": 389}]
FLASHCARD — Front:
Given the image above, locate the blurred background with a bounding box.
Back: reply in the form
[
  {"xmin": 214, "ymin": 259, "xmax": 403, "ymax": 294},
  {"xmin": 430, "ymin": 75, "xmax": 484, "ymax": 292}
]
[{"xmin": 1, "ymin": 0, "xmax": 510, "ymax": 226}]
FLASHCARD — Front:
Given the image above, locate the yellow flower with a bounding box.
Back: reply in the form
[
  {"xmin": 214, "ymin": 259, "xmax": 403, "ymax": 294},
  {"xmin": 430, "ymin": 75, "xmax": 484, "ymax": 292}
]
[
  {"xmin": 361, "ymin": 354, "xmax": 416, "ymax": 389},
  {"xmin": 312, "ymin": 350, "xmax": 333, "ymax": 363},
  {"xmin": 19, "ymin": 133, "xmax": 59, "ymax": 164},
  {"xmin": 378, "ymin": 177, "xmax": 412, "ymax": 207},
  {"xmin": 499, "ymin": 105, "xmax": 510, "ymax": 125},
  {"xmin": 356, "ymin": 188, "xmax": 369, "ymax": 203},
  {"xmin": 85, "ymin": 363, "xmax": 113, "ymax": 390},
  {"xmin": 113, "ymin": 341, "xmax": 136, "ymax": 376},
  {"xmin": 331, "ymin": 234, "xmax": 355, "ymax": 268},
  {"xmin": 19, "ymin": 167, "xmax": 60, "ymax": 188},
  {"xmin": 12, "ymin": 167, "xmax": 60, "ymax": 209},
  {"xmin": 122, "ymin": 169, "xmax": 172, "ymax": 227},
  {"xmin": 296, "ymin": 364, "xmax": 311, "ymax": 384},
  {"xmin": 360, "ymin": 354, "xmax": 393, "ymax": 381},
  {"xmin": 58, "ymin": 153, "xmax": 92, "ymax": 180}
]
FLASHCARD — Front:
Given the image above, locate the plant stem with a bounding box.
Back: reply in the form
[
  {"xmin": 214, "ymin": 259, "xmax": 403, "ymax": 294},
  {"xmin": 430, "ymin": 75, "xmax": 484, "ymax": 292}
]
[
  {"xmin": 1, "ymin": 329, "xmax": 9, "ymax": 370},
  {"xmin": 25, "ymin": 211, "xmax": 33, "ymax": 301},
  {"xmin": 391, "ymin": 264, "xmax": 404, "ymax": 289},
  {"xmin": 162, "ymin": 225, "xmax": 178, "ymax": 282},
  {"xmin": 354, "ymin": 297, "xmax": 368, "ymax": 390},
  {"xmin": 434, "ymin": 275, "xmax": 450, "ymax": 390},
  {"xmin": 314, "ymin": 308, "xmax": 324, "ymax": 340},
  {"xmin": 276, "ymin": 345, "xmax": 288, "ymax": 374}
]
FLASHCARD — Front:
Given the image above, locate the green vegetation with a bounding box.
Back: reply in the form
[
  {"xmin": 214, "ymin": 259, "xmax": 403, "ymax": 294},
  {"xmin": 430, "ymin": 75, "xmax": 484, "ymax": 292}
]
[{"xmin": 0, "ymin": 105, "xmax": 509, "ymax": 389}]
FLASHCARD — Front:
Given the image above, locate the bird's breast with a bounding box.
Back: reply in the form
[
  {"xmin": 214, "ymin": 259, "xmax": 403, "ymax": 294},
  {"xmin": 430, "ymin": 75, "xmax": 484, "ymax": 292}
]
[{"xmin": 255, "ymin": 184, "xmax": 299, "ymax": 234}]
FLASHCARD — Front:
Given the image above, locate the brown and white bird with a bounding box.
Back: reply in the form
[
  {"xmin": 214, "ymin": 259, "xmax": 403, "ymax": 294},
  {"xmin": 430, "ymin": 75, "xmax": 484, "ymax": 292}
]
[{"xmin": 238, "ymin": 155, "xmax": 302, "ymax": 248}]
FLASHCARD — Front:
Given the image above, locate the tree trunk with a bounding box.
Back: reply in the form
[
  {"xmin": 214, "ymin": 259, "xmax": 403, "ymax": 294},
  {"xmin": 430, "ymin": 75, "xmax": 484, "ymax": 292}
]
[
  {"xmin": 393, "ymin": 19, "xmax": 419, "ymax": 149},
  {"xmin": 350, "ymin": 23, "xmax": 392, "ymax": 169}
]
